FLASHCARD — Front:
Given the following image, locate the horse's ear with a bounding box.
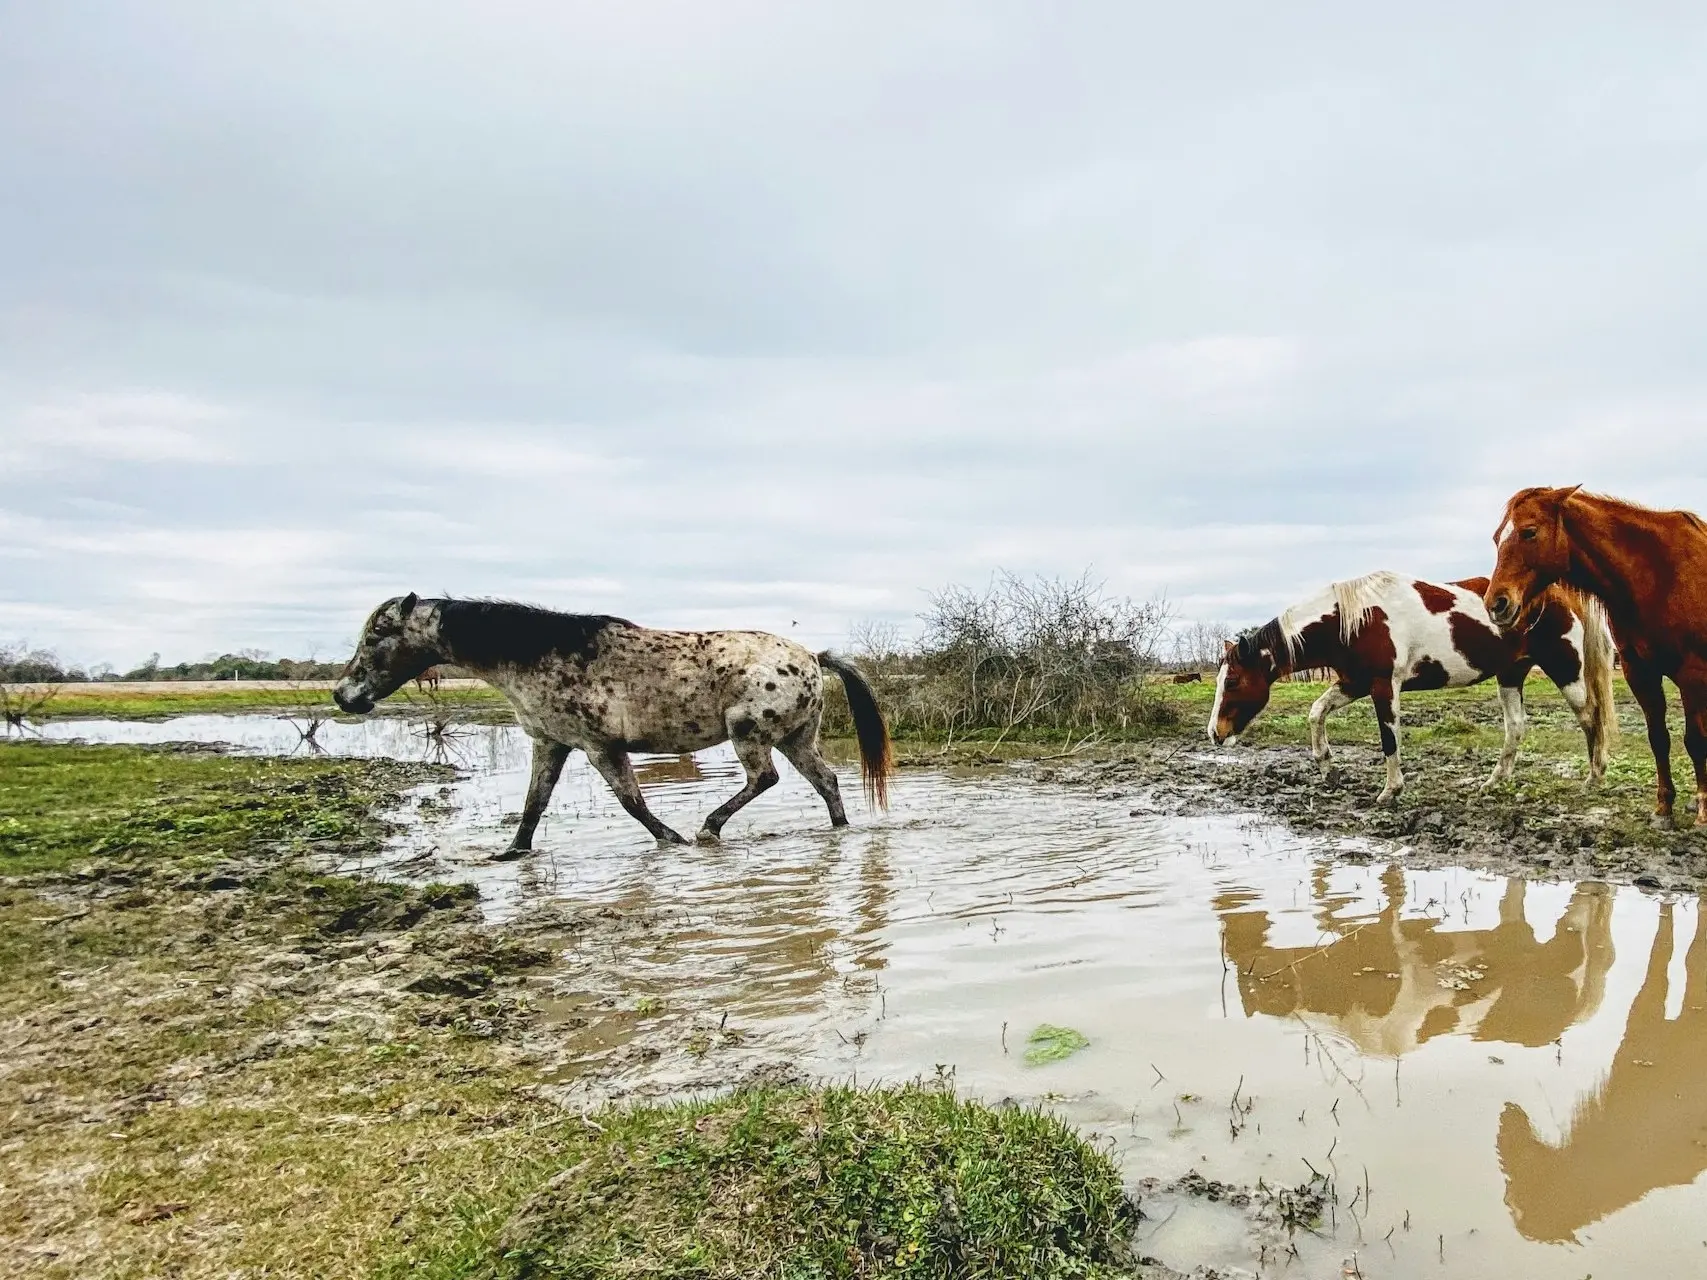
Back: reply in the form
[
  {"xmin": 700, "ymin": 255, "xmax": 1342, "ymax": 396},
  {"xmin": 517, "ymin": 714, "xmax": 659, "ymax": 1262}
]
[
  {"xmin": 400, "ymin": 592, "xmax": 418, "ymax": 617},
  {"xmin": 1223, "ymin": 639, "xmax": 1236, "ymax": 659},
  {"xmin": 1557, "ymin": 484, "xmax": 1583, "ymax": 505}
]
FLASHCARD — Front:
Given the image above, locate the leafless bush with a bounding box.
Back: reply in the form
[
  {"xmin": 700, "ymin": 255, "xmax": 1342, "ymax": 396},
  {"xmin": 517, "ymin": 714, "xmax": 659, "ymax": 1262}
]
[
  {"xmin": 848, "ymin": 618, "xmax": 906, "ymax": 664},
  {"xmin": 276, "ymin": 654, "xmax": 334, "ymax": 750},
  {"xmin": 1168, "ymin": 619, "xmax": 1234, "ymax": 673},
  {"xmin": 827, "ymin": 572, "xmax": 1180, "ymax": 743},
  {"xmin": 0, "ymin": 643, "xmax": 64, "ymax": 733}
]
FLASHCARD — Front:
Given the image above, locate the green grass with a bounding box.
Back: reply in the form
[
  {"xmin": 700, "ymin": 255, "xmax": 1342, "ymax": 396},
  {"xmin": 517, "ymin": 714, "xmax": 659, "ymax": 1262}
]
[
  {"xmin": 20, "ymin": 683, "xmax": 508, "ymax": 722},
  {"xmin": 0, "ymin": 741, "xmax": 436, "ymax": 876},
  {"xmin": 418, "ymin": 1081, "xmax": 1136, "ymax": 1280}
]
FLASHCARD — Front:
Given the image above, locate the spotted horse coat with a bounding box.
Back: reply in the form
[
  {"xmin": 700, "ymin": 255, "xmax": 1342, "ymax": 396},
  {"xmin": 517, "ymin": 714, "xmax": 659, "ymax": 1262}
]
[
  {"xmin": 1208, "ymin": 570, "xmax": 1617, "ymax": 803},
  {"xmin": 333, "ymin": 595, "xmax": 893, "ymax": 853}
]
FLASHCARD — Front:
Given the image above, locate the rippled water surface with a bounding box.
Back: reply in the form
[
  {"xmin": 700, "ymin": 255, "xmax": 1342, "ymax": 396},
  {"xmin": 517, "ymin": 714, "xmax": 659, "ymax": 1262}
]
[{"xmin": 42, "ymin": 715, "xmax": 1707, "ymax": 1278}]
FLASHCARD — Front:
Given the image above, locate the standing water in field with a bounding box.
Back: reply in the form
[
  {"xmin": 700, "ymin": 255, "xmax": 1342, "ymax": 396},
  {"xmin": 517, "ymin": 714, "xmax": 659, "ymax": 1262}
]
[{"xmin": 43, "ymin": 714, "xmax": 1707, "ymax": 1278}]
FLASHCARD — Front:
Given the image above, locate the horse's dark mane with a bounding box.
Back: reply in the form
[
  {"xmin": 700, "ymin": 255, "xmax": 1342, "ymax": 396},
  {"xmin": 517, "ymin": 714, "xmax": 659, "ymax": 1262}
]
[
  {"xmin": 1233, "ymin": 618, "xmax": 1286, "ymax": 666},
  {"xmin": 434, "ymin": 598, "xmax": 635, "ymax": 668}
]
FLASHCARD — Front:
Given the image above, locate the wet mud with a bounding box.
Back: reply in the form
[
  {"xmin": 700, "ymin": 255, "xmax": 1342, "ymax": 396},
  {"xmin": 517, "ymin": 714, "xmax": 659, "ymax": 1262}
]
[{"xmin": 1045, "ymin": 740, "xmax": 1707, "ymax": 893}]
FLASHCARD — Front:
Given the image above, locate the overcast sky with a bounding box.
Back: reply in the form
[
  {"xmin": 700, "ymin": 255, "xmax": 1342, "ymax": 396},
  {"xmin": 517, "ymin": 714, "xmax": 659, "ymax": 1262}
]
[{"xmin": 3, "ymin": 3, "xmax": 1706, "ymax": 669}]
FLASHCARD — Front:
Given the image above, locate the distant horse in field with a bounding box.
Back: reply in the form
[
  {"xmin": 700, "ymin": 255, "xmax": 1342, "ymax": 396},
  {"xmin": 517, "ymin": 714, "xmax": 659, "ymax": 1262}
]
[
  {"xmin": 333, "ymin": 594, "xmax": 892, "ymax": 854},
  {"xmin": 1210, "ymin": 570, "xmax": 1615, "ymax": 803},
  {"xmin": 1487, "ymin": 485, "xmax": 1707, "ymax": 826},
  {"xmin": 414, "ymin": 666, "xmax": 442, "ymax": 693}
]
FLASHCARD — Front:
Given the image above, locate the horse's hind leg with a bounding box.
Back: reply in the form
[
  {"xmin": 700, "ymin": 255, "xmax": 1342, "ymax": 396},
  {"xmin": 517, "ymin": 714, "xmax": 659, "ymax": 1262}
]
[
  {"xmin": 1372, "ymin": 678, "xmax": 1404, "ymax": 804},
  {"xmin": 585, "ymin": 743, "xmax": 688, "ymax": 845},
  {"xmin": 697, "ymin": 736, "xmax": 780, "ymax": 843},
  {"xmin": 779, "ymin": 725, "xmax": 848, "ymax": 828}
]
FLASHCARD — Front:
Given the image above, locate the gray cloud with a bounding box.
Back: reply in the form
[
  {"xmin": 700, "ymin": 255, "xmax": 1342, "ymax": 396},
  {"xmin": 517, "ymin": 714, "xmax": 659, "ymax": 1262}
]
[{"xmin": 3, "ymin": 3, "xmax": 1707, "ymax": 667}]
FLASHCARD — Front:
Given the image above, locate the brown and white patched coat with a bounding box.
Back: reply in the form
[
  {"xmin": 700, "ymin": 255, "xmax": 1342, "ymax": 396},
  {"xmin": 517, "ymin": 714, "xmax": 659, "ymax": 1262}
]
[{"xmin": 1210, "ymin": 570, "xmax": 1617, "ymax": 803}]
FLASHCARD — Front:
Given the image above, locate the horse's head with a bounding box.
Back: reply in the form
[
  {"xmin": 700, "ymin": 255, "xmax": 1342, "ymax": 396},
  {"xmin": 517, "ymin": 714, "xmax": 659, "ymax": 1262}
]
[
  {"xmin": 333, "ymin": 593, "xmax": 438, "ymax": 714},
  {"xmin": 1209, "ymin": 632, "xmax": 1279, "ymax": 745},
  {"xmin": 1486, "ymin": 485, "xmax": 1580, "ymax": 632}
]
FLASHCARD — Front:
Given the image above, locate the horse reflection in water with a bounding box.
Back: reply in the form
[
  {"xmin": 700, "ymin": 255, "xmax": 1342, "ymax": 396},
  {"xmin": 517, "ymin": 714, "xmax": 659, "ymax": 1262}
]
[
  {"xmin": 1498, "ymin": 896, "xmax": 1707, "ymax": 1244},
  {"xmin": 633, "ymin": 754, "xmax": 706, "ymax": 786},
  {"xmin": 1216, "ymin": 865, "xmax": 1615, "ymax": 1057}
]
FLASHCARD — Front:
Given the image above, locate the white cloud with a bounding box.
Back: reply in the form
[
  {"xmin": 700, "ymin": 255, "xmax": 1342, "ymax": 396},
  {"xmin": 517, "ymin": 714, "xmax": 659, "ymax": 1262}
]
[{"xmin": 3, "ymin": 5, "xmax": 1706, "ymax": 665}]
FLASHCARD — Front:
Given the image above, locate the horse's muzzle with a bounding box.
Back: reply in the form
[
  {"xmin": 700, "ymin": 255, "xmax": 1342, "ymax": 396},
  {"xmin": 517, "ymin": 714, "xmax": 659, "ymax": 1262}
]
[
  {"xmin": 333, "ymin": 682, "xmax": 374, "ymax": 715},
  {"xmin": 1487, "ymin": 594, "xmax": 1518, "ymax": 631}
]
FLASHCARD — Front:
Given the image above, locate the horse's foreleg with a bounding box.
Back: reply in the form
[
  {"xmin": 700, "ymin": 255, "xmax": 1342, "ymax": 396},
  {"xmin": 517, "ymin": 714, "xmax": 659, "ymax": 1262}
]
[
  {"xmin": 585, "ymin": 744, "xmax": 688, "ymax": 845},
  {"xmin": 1680, "ymin": 676, "xmax": 1707, "ymax": 827},
  {"xmin": 1486, "ymin": 672, "xmax": 1529, "ymax": 787},
  {"xmin": 498, "ymin": 739, "xmax": 570, "ymax": 859},
  {"xmin": 1307, "ymin": 683, "xmax": 1355, "ymax": 777},
  {"xmin": 779, "ymin": 726, "xmax": 848, "ymax": 827},
  {"xmin": 697, "ymin": 738, "xmax": 781, "ymax": 843},
  {"xmin": 1624, "ymin": 659, "xmax": 1676, "ymax": 825},
  {"xmin": 1372, "ymin": 678, "xmax": 1403, "ymax": 804}
]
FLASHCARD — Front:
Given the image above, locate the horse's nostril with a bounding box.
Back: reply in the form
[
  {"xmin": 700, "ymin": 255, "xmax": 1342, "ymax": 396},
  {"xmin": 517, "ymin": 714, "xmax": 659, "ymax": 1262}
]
[{"xmin": 1493, "ymin": 595, "xmax": 1510, "ymax": 616}]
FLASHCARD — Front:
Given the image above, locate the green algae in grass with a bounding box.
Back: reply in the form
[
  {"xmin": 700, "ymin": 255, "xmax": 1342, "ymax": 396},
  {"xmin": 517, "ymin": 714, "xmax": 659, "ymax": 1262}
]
[
  {"xmin": 439, "ymin": 1082, "xmax": 1137, "ymax": 1280},
  {"xmin": 1025, "ymin": 1023, "xmax": 1091, "ymax": 1065}
]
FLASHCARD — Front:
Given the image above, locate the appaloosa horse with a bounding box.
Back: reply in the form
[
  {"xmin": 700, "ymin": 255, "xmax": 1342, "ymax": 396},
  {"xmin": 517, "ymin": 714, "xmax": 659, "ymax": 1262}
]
[
  {"xmin": 333, "ymin": 595, "xmax": 892, "ymax": 853},
  {"xmin": 1210, "ymin": 570, "xmax": 1615, "ymax": 803},
  {"xmin": 1486, "ymin": 486, "xmax": 1707, "ymax": 826}
]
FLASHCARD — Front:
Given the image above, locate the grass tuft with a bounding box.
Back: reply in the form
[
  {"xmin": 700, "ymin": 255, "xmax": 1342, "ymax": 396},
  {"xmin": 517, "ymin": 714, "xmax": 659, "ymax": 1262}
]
[{"xmin": 439, "ymin": 1081, "xmax": 1136, "ymax": 1280}]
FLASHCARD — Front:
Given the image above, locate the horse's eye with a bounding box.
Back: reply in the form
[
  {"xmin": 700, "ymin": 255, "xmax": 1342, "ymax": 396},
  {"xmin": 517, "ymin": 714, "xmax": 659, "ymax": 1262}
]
[{"xmin": 1519, "ymin": 527, "xmax": 1537, "ymax": 541}]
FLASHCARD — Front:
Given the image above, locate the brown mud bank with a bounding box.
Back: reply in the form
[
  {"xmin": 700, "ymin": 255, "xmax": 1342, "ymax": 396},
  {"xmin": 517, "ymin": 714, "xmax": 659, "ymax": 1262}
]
[{"xmin": 1035, "ymin": 739, "xmax": 1707, "ymax": 893}]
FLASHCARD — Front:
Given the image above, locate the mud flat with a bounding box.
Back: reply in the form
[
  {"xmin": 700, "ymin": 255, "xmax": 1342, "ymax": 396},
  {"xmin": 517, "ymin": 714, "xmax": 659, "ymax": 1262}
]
[{"xmin": 8, "ymin": 710, "xmax": 1707, "ymax": 1277}]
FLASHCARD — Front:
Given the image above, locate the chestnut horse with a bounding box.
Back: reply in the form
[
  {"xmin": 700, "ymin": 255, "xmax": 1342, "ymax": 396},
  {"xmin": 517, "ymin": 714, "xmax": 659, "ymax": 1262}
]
[
  {"xmin": 1486, "ymin": 486, "xmax": 1707, "ymax": 826},
  {"xmin": 1211, "ymin": 570, "xmax": 1615, "ymax": 803}
]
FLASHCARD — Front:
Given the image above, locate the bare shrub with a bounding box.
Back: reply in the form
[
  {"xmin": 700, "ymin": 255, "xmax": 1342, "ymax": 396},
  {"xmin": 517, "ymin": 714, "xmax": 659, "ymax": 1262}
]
[
  {"xmin": 827, "ymin": 572, "xmax": 1179, "ymax": 744},
  {"xmin": 1168, "ymin": 619, "xmax": 1234, "ymax": 674},
  {"xmin": 0, "ymin": 643, "xmax": 67, "ymax": 733}
]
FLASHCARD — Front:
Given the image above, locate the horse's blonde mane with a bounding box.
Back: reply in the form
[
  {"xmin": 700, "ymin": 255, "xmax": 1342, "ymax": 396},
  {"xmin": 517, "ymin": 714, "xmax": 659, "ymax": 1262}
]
[{"xmin": 1278, "ymin": 570, "xmax": 1404, "ymax": 655}]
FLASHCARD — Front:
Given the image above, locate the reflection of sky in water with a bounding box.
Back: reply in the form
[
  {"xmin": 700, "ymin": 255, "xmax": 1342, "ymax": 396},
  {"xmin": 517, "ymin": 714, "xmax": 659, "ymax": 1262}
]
[{"xmin": 45, "ymin": 714, "xmax": 1707, "ymax": 1279}]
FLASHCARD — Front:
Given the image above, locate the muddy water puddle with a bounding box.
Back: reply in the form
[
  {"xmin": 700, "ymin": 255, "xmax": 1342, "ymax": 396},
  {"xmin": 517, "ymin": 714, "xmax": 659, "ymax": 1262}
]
[{"xmin": 41, "ymin": 715, "xmax": 1707, "ymax": 1277}]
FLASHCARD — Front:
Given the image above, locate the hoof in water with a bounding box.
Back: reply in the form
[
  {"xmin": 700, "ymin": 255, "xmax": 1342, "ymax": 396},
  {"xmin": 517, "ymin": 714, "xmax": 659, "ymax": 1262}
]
[
  {"xmin": 694, "ymin": 828, "xmax": 722, "ymax": 846},
  {"xmin": 1650, "ymin": 810, "xmax": 1676, "ymax": 830},
  {"xmin": 1375, "ymin": 789, "xmax": 1400, "ymax": 807},
  {"xmin": 491, "ymin": 845, "xmax": 534, "ymax": 862}
]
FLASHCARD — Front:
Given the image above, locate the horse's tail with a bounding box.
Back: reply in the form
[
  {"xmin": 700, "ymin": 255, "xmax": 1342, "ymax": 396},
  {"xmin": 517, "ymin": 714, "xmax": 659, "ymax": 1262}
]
[
  {"xmin": 817, "ymin": 651, "xmax": 893, "ymax": 810},
  {"xmin": 1570, "ymin": 592, "xmax": 1619, "ymax": 757}
]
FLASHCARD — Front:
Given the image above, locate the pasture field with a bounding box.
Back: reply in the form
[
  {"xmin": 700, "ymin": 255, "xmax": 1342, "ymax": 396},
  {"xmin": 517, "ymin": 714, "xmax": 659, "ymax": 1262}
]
[{"xmin": 11, "ymin": 680, "xmax": 506, "ymax": 723}]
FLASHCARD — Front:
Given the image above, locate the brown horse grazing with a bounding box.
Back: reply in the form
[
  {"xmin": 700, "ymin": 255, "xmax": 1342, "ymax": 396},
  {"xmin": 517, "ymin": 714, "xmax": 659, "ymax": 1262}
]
[
  {"xmin": 1211, "ymin": 570, "xmax": 1615, "ymax": 802},
  {"xmin": 414, "ymin": 666, "xmax": 442, "ymax": 693},
  {"xmin": 1486, "ymin": 486, "xmax": 1707, "ymax": 826}
]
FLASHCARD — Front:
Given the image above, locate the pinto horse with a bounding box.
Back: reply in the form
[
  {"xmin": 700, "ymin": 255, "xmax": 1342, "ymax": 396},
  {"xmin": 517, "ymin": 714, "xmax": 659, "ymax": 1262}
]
[
  {"xmin": 1487, "ymin": 486, "xmax": 1707, "ymax": 826},
  {"xmin": 333, "ymin": 594, "xmax": 893, "ymax": 853},
  {"xmin": 1210, "ymin": 570, "xmax": 1615, "ymax": 803}
]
